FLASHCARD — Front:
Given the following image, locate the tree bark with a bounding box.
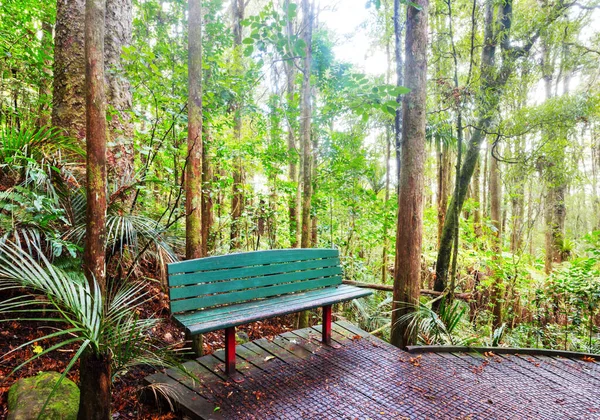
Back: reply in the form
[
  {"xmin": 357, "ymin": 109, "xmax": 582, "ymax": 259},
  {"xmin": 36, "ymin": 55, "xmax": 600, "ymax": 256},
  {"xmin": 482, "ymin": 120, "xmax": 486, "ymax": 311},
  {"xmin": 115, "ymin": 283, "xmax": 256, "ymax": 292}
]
[
  {"xmin": 390, "ymin": 0, "xmax": 428, "ymax": 349},
  {"xmin": 80, "ymin": 0, "xmax": 110, "ymax": 416},
  {"xmin": 230, "ymin": 0, "xmax": 245, "ymax": 250},
  {"xmin": 186, "ymin": 0, "xmax": 203, "ymax": 261},
  {"xmin": 473, "ymin": 161, "xmax": 482, "ymax": 236},
  {"xmin": 105, "ymin": 0, "xmax": 134, "ymax": 180},
  {"xmin": 300, "ymin": 0, "xmax": 313, "ymax": 250},
  {"xmin": 284, "ymin": 0, "xmax": 300, "ymax": 248},
  {"xmin": 83, "ymin": 0, "xmax": 108, "ymax": 295},
  {"xmin": 489, "ymin": 144, "xmax": 503, "ymax": 329},
  {"xmin": 37, "ymin": 20, "xmax": 53, "ymax": 129},
  {"xmin": 185, "ymin": 0, "xmax": 204, "ymax": 357},
  {"xmin": 436, "ymin": 136, "xmax": 450, "ymax": 246},
  {"xmin": 202, "ymin": 125, "xmax": 214, "ymax": 255},
  {"xmin": 393, "ymin": 0, "xmax": 404, "ymax": 192},
  {"xmin": 53, "ymin": 0, "xmax": 86, "ymax": 140},
  {"xmin": 297, "ymin": 0, "xmax": 313, "ymax": 329},
  {"xmin": 78, "ymin": 351, "xmax": 111, "ymax": 420}
]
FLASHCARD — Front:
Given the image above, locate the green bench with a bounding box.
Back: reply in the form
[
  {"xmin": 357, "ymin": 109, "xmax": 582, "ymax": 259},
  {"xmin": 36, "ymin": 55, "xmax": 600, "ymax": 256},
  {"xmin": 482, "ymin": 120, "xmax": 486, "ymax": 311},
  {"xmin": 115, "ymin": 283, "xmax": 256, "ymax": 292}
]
[{"xmin": 167, "ymin": 248, "xmax": 371, "ymax": 377}]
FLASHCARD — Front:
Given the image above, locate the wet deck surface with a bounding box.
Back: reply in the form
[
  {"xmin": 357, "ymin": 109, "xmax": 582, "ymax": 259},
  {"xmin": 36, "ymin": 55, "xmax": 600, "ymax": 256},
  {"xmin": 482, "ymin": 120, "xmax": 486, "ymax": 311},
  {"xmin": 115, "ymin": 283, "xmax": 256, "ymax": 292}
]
[{"xmin": 145, "ymin": 321, "xmax": 600, "ymax": 419}]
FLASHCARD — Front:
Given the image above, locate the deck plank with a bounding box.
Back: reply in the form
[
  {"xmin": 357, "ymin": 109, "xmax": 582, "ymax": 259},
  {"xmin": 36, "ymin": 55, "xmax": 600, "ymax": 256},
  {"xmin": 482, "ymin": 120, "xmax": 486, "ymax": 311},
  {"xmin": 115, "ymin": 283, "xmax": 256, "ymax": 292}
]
[{"xmin": 143, "ymin": 372, "xmax": 222, "ymax": 420}]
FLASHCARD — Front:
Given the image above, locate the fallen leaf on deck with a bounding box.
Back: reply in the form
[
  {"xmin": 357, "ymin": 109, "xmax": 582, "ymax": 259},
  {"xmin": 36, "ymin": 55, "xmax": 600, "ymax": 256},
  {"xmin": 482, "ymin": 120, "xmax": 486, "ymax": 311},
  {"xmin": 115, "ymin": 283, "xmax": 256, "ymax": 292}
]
[{"xmin": 264, "ymin": 355, "xmax": 275, "ymax": 362}]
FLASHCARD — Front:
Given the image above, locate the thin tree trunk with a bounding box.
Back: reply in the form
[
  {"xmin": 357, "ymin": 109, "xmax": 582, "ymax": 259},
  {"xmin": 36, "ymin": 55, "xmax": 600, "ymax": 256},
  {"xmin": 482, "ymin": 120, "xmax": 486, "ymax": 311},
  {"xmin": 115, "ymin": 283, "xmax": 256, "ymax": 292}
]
[
  {"xmin": 185, "ymin": 0, "xmax": 203, "ymax": 356},
  {"xmin": 202, "ymin": 125, "xmax": 214, "ymax": 255},
  {"xmin": 297, "ymin": 0, "xmax": 313, "ymax": 329},
  {"xmin": 390, "ymin": 0, "xmax": 428, "ymax": 349},
  {"xmin": 83, "ymin": 0, "xmax": 108, "ymax": 295},
  {"xmin": 300, "ymin": 0, "xmax": 313, "ymax": 250},
  {"xmin": 230, "ymin": 0, "xmax": 245, "ymax": 250},
  {"xmin": 186, "ymin": 0, "xmax": 203, "ymax": 262},
  {"xmin": 473, "ymin": 161, "xmax": 482, "ymax": 236},
  {"xmin": 79, "ymin": 0, "xmax": 109, "ymax": 416},
  {"xmin": 489, "ymin": 144, "xmax": 503, "ymax": 329},
  {"xmin": 37, "ymin": 20, "xmax": 53, "ymax": 129},
  {"xmin": 284, "ymin": 0, "xmax": 300, "ymax": 248},
  {"xmin": 394, "ymin": 0, "xmax": 404, "ymax": 192},
  {"xmin": 436, "ymin": 136, "xmax": 451, "ymax": 246}
]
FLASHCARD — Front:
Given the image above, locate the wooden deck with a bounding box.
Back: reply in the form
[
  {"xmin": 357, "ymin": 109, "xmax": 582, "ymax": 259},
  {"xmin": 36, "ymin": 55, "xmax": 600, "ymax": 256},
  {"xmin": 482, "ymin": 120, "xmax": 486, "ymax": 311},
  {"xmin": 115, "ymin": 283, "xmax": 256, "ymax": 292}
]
[{"xmin": 145, "ymin": 321, "xmax": 600, "ymax": 419}]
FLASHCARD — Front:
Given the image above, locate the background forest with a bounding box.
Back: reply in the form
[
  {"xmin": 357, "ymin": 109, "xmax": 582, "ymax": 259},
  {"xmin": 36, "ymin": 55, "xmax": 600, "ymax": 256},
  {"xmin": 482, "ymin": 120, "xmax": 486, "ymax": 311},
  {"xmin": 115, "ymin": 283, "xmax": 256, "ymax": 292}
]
[{"xmin": 1, "ymin": 0, "xmax": 600, "ymax": 401}]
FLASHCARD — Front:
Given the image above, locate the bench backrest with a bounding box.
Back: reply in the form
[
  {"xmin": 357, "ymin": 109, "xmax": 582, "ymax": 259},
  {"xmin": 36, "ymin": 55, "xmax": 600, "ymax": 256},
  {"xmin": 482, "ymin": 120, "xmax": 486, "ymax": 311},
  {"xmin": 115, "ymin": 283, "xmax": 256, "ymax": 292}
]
[{"xmin": 167, "ymin": 248, "xmax": 342, "ymax": 314}]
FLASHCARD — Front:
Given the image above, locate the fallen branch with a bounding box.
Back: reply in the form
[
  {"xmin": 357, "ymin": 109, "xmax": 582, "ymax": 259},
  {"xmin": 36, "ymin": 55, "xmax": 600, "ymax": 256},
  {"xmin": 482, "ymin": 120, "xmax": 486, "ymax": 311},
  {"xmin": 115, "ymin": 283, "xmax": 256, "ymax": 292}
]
[{"xmin": 342, "ymin": 280, "xmax": 472, "ymax": 300}]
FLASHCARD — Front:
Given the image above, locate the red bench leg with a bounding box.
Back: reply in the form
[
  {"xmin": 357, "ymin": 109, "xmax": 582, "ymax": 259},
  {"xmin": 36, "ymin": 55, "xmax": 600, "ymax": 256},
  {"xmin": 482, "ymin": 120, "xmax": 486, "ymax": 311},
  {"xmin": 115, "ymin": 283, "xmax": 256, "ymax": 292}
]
[
  {"xmin": 322, "ymin": 305, "xmax": 332, "ymax": 345},
  {"xmin": 225, "ymin": 327, "xmax": 236, "ymax": 375}
]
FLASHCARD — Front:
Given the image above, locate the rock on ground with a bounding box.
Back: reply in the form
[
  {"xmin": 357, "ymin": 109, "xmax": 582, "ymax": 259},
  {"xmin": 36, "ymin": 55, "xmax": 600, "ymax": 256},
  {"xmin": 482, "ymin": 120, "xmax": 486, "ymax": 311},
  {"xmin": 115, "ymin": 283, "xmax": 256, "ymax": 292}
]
[{"xmin": 8, "ymin": 371, "xmax": 79, "ymax": 420}]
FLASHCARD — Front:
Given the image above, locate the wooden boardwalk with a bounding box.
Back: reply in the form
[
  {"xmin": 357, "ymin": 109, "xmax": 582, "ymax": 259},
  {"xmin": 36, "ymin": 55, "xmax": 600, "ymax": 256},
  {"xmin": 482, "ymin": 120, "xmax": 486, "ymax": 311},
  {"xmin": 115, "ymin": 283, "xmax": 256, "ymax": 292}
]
[{"xmin": 145, "ymin": 321, "xmax": 600, "ymax": 419}]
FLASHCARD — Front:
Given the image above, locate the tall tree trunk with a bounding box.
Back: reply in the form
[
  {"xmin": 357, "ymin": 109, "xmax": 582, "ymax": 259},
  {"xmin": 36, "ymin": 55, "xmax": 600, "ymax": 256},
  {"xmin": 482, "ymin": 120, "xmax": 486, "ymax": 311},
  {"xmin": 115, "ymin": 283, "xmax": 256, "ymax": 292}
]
[
  {"xmin": 473, "ymin": 161, "xmax": 482, "ymax": 236},
  {"xmin": 300, "ymin": 0, "xmax": 313, "ymax": 250},
  {"xmin": 436, "ymin": 136, "xmax": 450, "ymax": 246},
  {"xmin": 394, "ymin": 0, "xmax": 404, "ymax": 192},
  {"xmin": 79, "ymin": 0, "xmax": 110, "ymax": 417},
  {"xmin": 202, "ymin": 125, "xmax": 214, "ymax": 255},
  {"xmin": 297, "ymin": 0, "xmax": 313, "ymax": 329},
  {"xmin": 284, "ymin": 0, "xmax": 300, "ymax": 248},
  {"xmin": 105, "ymin": 0, "xmax": 134, "ymax": 180},
  {"xmin": 37, "ymin": 20, "xmax": 53, "ymax": 129},
  {"xmin": 185, "ymin": 0, "xmax": 203, "ymax": 356},
  {"xmin": 53, "ymin": 0, "xmax": 86, "ymax": 140},
  {"xmin": 230, "ymin": 0, "xmax": 245, "ymax": 250},
  {"xmin": 186, "ymin": 0, "xmax": 203, "ymax": 262},
  {"xmin": 390, "ymin": 0, "xmax": 428, "ymax": 349},
  {"xmin": 489, "ymin": 144, "xmax": 503, "ymax": 329}
]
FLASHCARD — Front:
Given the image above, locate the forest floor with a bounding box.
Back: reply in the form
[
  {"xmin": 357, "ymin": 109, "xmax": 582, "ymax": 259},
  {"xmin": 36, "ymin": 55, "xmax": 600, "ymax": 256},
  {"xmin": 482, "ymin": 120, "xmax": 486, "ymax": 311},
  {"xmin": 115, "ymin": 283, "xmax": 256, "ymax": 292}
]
[{"xmin": 0, "ymin": 280, "xmax": 297, "ymax": 419}]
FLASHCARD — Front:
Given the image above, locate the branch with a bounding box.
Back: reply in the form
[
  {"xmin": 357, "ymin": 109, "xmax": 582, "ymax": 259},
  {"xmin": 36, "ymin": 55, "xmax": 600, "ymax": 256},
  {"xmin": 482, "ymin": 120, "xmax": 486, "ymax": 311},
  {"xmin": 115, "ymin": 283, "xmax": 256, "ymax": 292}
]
[{"xmin": 342, "ymin": 280, "xmax": 472, "ymax": 300}]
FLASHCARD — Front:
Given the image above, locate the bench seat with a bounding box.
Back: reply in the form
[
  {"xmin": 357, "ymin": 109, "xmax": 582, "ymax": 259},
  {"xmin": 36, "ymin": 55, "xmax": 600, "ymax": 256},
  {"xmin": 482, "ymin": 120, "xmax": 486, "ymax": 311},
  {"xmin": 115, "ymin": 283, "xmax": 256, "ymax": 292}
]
[{"xmin": 174, "ymin": 284, "xmax": 371, "ymax": 335}]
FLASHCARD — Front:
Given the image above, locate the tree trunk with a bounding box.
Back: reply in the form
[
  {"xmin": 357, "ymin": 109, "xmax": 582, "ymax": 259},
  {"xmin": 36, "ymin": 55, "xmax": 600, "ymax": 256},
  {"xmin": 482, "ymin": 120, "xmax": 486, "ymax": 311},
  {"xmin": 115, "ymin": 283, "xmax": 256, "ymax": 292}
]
[
  {"xmin": 436, "ymin": 136, "xmax": 450, "ymax": 246},
  {"xmin": 297, "ymin": 0, "xmax": 313, "ymax": 329},
  {"xmin": 185, "ymin": 0, "xmax": 203, "ymax": 356},
  {"xmin": 284, "ymin": 0, "xmax": 300, "ymax": 248},
  {"xmin": 37, "ymin": 20, "xmax": 53, "ymax": 129},
  {"xmin": 84, "ymin": 0, "xmax": 108, "ymax": 295},
  {"xmin": 78, "ymin": 351, "xmax": 111, "ymax": 420},
  {"xmin": 230, "ymin": 0, "xmax": 245, "ymax": 250},
  {"xmin": 300, "ymin": 0, "xmax": 313, "ymax": 250},
  {"xmin": 390, "ymin": 0, "xmax": 428, "ymax": 349},
  {"xmin": 186, "ymin": 0, "xmax": 203, "ymax": 261},
  {"xmin": 202, "ymin": 125, "xmax": 214, "ymax": 255},
  {"xmin": 80, "ymin": 0, "xmax": 110, "ymax": 416},
  {"xmin": 104, "ymin": 0, "xmax": 134, "ymax": 180},
  {"xmin": 473, "ymin": 161, "xmax": 482, "ymax": 236},
  {"xmin": 393, "ymin": 0, "xmax": 404, "ymax": 192},
  {"xmin": 489, "ymin": 147, "xmax": 503, "ymax": 329},
  {"xmin": 54, "ymin": 0, "xmax": 86, "ymax": 140}
]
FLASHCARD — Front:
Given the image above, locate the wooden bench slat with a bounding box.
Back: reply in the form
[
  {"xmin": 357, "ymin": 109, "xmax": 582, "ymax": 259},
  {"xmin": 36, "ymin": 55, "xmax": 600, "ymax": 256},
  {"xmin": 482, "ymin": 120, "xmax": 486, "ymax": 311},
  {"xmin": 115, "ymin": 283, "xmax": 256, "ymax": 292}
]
[
  {"xmin": 183, "ymin": 286, "xmax": 371, "ymax": 334},
  {"xmin": 170, "ymin": 266, "xmax": 342, "ymax": 300},
  {"xmin": 174, "ymin": 284, "xmax": 362, "ymax": 327},
  {"xmin": 171, "ymin": 275, "xmax": 342, "ymax": 313},
  {"xmin": 168, "ymin": 248, "xmax": 339, "ymax": 274},
  {"xmin": 170, "ymin": 257, "xmax": 340, "ymax": 286}
]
